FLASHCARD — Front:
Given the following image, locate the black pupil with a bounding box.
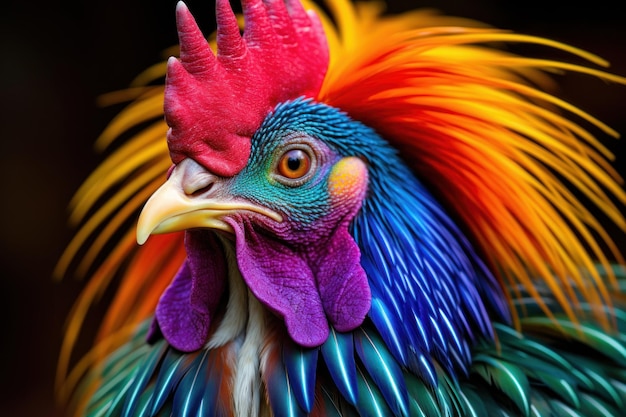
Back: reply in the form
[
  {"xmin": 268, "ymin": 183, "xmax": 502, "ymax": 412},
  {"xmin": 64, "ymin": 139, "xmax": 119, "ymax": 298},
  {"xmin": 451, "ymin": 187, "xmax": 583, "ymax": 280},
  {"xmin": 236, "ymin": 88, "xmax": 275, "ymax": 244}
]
[{"xmin": 287, "ymin": 154, "xmax": 302, "ymax": 171}]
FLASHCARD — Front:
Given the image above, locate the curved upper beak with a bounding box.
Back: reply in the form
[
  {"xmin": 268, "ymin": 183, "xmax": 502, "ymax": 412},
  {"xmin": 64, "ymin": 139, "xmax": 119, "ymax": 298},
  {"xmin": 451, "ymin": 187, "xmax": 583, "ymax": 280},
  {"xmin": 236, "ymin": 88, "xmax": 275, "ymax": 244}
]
[{"xmin": 136, "ymin": 158, "xmax": 282, "ymax": 245}]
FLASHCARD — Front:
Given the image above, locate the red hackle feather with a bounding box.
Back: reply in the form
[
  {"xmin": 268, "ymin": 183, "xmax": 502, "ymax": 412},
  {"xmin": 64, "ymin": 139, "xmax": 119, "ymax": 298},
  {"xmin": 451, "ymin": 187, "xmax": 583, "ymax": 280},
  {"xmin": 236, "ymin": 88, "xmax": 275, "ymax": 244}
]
[{"xmin": 164, "ymin": 0, "xmax": 329, "ymax": 177}]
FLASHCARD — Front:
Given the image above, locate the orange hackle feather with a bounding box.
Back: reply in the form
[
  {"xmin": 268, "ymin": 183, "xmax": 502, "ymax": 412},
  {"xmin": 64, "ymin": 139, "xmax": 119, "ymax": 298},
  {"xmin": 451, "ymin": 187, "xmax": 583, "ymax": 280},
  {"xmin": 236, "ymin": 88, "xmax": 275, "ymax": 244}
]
[
  {"xmin": 56, "ymin": 0, "xmax": 625, "ymax": 408},
  {"xmin": 316, "ymin": 0, "xmax": 626, "ymax": 329}
]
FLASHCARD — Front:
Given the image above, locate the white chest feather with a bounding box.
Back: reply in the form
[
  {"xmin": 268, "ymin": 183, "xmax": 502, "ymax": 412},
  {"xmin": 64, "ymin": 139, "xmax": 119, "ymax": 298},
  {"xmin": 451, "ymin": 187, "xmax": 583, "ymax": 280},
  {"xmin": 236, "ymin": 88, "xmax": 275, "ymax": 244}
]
[{"xmin": 206, "ymin": 239, "xmax": 270, "ymax": 417}]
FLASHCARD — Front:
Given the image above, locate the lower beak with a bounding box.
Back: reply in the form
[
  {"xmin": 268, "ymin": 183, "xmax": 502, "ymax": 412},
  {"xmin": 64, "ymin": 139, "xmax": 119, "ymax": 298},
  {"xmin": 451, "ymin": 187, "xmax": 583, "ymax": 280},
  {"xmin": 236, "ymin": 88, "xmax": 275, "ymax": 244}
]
[{"xmin": 136, "ymin": 159, "xmax": 281, "ymax": 245}]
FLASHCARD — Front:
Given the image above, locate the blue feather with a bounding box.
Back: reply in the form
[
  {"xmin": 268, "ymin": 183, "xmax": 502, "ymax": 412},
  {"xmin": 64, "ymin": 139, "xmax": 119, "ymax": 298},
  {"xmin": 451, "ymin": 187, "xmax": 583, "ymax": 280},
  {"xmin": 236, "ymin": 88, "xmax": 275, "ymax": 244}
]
[
  {"xmin": 411, "ymin": 313, "xmax": 431, "ymax": 353},
  {"xmin": 200, "ymin": 351, "xmax": 231, "ymax": 417},
  {"xmin": 368, "ymin": 297, "xmax": 408, "ymax": 366},
  {"xmin": 147, "ymin": 348, "xmax": 195, "ymax": 415},
  {"xmin": 170, "ymin": 345, "xmax": 233, "ymax": 417},
  {"xmin": 172, "ymin": 350, "xmax": 211, "ymax": 417},
  {"xmin": 264, "ymin": 352, "xmax": 307, "ymax": 417},
  {"xmin": 407, "ymin": 352, "xmax": 439, "ymax": 388}
]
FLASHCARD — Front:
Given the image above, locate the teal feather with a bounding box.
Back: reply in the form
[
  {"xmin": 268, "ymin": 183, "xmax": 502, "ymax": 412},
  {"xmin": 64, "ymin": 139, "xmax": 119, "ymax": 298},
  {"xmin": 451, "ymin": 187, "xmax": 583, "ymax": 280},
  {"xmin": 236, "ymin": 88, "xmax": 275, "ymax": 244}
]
[
  {"xmin": 405, "ymin": 373, "xmax": 442, "ymax": 417},
  {"xmin": 353, "ymin": 327, "xmax": 409, "ymax": 416},
  {"xmin": 566, "ymin": 366, "xmax": 596, "ymax": 392},
  {"xmin": 545, "ymin": 399, "xmax": 584, "ymax": 417},
  {"xmin": 521, "ymin": 317, "xmax": 626, "ymax": 366},
  {"xmin": 132, "ymin": 390, "xmax": 172, "ymax": 417},
  {"xmin": 438, "ymin": 368, "xmax": 475, "ymax": 416},
  {"xmin": 354, "ymin": 367, "xmax": 393, "ymax": 417},
  {"xmin": 100, "ymin": 334, "xmax": 146, "ymax": 377},
  {"xmin": 320, "ymin": 387, "xmax": 345, "ymax": 417},
  {"xmin": 481, "ymin": 326, "xmax": 581, "ymax": 408},
  {"xmin": 100, "ymin": 378, "xmax": 137, "ymax": 417},
  {"xmin": 88, "ymin": 367, "xmax": 136, "ymax": 415},
  {"xmin": 471, "ymin": 353, "xmax": 531, "ymax": 416},
  {"xmin": 406, "ymin": 351, "xmax": 438, "ymax": 390},
  {"xmin": 120, "ymin": 341, "xmax": 167, "ymax": 417},
  {"xmin": 320, "ymin": 328, "xmax": 359, "ymax": 405},
  {"xmin": 608, "ymin": 378, "xmax": 626, "ymax": 406},
  {"xmin": 578, "ymin": 393, "xmax": 620, "ymax": 416},
  {"xmin": 493, "ymin": 324, "xmax": 574, "ymax": 371},
  {"xmin": 283, "ymin": 340, "xmax": 319, "ymax": 413},
  {"xmin": 89, "ymin": 344, "xmax": 150, "ymax": 412},
  {"xmin": 528, "ymin": 364, "xmax": 580, "ymax": 408},
  {"xmin": 86, "ymin": 341, "xmax": 155, "ymax": 417},
  {"xmin": 130, "ymin": 389, "xmax": 159, "ymax": 417},
  {"xmin": 455, "ymin": 387, "xmax": 489, "ymax": 417},
  {"xmin": 320, "ymin": 386, "xmax": 360, "ymax": 417},
  {"xmin": 567, "ymin": 356, "xmax": 623, "ymax": 408},
  {"xmin": 526, "ymin": 391, "xmax": 553, "ymax": 417}
]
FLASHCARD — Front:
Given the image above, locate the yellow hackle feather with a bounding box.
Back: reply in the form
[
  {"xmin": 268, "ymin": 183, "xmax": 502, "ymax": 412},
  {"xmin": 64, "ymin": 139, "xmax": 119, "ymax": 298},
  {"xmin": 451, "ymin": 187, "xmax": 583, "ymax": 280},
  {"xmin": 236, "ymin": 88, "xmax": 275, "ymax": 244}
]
[{"xmin": 56, "ymin": 0, "xmax": 625, "ymax": 406}]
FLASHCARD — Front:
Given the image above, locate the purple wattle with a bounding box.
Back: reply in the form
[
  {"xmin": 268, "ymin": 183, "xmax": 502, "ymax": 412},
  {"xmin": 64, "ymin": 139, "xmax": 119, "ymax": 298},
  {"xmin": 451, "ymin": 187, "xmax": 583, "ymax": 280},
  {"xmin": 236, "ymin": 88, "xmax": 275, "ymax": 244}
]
[
  {"xmin": 149, "ymin": 213, "xmax": 371, "ymax": 350},
  {"xmin": 230, "ymin": 220, "xmax": 329, "ymax": 346},
  {"xmin": 152, "ymin": 230, "xmax": 226, "ymax": 352},
  {"xmin": 228, "ymin": 218, "xmax": 371, "ymax": 347},
  {"xmin": 312, "ymin": 227, "xmax": 371, "ymax": 332}
]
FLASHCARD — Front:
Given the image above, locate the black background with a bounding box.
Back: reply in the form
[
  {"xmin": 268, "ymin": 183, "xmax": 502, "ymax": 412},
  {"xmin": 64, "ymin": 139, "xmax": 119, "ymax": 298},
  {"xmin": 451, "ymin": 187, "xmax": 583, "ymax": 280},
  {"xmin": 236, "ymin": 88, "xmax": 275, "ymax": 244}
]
[{"xmin": 1, "ymin": 0, "xmax": 624, "ymax": 415}]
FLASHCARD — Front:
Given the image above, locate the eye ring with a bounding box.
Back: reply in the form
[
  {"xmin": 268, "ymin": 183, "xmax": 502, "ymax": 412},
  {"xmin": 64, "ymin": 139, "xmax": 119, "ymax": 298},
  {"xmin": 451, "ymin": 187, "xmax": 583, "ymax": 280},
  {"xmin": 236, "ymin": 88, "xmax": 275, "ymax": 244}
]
[{"xmin": 277, "ymin": 148, "xmax": 312, "ymax": 180}]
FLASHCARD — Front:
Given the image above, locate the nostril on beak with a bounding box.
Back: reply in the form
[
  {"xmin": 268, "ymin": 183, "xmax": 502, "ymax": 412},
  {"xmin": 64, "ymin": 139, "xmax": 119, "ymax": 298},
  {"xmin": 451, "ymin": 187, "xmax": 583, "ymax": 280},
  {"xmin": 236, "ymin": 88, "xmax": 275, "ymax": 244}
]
[
  {"xmin": 189, "ymin": 181, "xmax": 214, "ymax": 197},
  {"xmin": 183, "ymin": 173, "xmax": 216, "ymax": 196},
  {"xmin": 175, "ymin": 158, "xmax": 221, "ymax": 197}
]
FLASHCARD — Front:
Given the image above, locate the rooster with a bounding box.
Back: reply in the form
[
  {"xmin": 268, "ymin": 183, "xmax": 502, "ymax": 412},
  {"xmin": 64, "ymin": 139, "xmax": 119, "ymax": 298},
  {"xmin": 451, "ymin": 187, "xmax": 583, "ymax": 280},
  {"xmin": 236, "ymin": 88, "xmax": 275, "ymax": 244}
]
[{"xmin": 57, "ymin": 0, "xmax": 626, "ymax": 415}]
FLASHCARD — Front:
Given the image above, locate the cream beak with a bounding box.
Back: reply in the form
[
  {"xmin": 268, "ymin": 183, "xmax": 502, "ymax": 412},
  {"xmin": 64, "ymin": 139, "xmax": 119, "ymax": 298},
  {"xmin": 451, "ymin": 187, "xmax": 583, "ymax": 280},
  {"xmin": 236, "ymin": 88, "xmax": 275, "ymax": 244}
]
[{"xmin": 136, "ymin": 159, "xmax": 281, "ymax": 245}]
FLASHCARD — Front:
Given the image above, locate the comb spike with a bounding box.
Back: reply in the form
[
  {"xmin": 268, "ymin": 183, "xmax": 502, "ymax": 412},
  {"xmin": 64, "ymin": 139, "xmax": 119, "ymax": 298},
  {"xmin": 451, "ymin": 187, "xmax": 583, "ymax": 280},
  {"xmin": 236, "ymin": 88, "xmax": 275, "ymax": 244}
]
[
  {"xmin": 215, "ymin": 0, "xmax": 247, "ymax": 60},
  {"xmin": 285, "ymin": 0, "xmax": 316, "ymax": 36},
  {"xmin": 241, "ymin": 0, "xmax": 273, "ymax": 45},
  {"xmin": 284, "ymin": 0, "xmax": 308, "ymax": 24},
  {"xmin": 175, "ymin": 2, "xmax": 217, "ymax": 78},
  {"xmin": 264, "ymin": 0, "xmax": 296, "ymax": 43}
]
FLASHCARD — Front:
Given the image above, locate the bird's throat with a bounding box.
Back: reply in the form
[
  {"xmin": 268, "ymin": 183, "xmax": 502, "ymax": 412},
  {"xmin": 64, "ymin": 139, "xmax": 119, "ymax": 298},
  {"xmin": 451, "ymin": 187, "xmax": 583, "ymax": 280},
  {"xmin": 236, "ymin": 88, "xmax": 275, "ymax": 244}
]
[{"xmin": 207, "ymin": 237, "xmax": 271, "ymax": 417}]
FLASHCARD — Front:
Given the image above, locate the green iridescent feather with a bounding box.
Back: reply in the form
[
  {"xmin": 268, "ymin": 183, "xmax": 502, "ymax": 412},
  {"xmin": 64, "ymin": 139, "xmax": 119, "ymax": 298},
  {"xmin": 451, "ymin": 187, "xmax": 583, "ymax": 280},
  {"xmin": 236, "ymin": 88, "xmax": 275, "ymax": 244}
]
[{"xmin": 80, "ymin": 266, "xmax": 626, "ymax": 417}]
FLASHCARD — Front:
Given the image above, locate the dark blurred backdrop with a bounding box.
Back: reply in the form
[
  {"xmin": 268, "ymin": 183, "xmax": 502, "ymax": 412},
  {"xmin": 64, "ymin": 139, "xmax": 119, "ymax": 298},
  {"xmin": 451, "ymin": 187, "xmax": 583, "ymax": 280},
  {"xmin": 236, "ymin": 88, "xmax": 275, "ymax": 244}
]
[{"xmin": 1, "ymin": 0, "xmax": 624, "ymax": 415}]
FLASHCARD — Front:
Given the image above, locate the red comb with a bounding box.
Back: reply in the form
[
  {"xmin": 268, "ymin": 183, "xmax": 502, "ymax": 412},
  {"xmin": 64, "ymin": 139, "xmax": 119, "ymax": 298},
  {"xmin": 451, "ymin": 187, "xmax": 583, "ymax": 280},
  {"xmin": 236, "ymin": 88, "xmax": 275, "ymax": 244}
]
[{"xmin": 164, "ymin": 0, "xmax": 329, "ymax": 177}]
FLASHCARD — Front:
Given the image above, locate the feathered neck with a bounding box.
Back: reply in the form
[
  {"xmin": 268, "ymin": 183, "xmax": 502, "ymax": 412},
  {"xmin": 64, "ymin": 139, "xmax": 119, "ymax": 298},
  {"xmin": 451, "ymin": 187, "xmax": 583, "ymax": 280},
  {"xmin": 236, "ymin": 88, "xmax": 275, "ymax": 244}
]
[
  {"xmin": 274, "ymin": 96, "xmax": 512, "ymax": 381},
  {"xmin": 354, "ymin": 156, "xmax": 510, "ymax": 381},
  {"xmin": 315, "ymin": 0, "xmax": 626, "ymax": 329}
]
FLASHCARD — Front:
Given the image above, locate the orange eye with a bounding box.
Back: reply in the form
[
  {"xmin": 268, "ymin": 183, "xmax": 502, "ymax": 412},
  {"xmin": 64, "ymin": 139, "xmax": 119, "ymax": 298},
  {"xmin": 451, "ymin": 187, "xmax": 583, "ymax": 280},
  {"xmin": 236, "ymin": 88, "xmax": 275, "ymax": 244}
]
[{"xmin": 277, "ymin": 149, "xmax": 311, "ymax": 179}]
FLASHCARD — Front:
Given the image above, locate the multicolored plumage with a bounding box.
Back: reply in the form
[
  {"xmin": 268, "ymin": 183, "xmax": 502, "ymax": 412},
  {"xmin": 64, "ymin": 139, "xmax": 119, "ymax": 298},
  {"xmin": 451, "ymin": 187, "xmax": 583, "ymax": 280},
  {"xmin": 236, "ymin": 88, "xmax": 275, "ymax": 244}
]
[{"xmin": 56, "ymin": 0, "xmax": 626, "ymax": 415}]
